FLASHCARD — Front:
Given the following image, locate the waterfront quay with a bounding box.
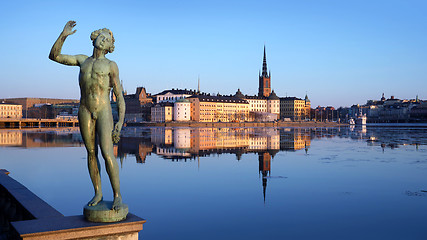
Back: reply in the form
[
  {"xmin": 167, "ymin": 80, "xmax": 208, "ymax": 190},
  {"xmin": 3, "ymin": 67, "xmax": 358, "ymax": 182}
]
[
  {"xmin": 127, "ymin": 120, "xmax": 346, "ymax": 128},
  {"xmin": 0, "ymin": 118, "xmax": 78, "ymax": 128}
]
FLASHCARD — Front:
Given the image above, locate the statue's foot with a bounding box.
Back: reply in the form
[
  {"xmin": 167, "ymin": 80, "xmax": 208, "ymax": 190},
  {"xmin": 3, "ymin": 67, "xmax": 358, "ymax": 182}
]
[
  {"xmin": 112, "ymin": 195, "xmax": 123, "ymax": 211},
  {"xmin": 88, "ymin": 194, "xmax": 103, "ymax": 206}
]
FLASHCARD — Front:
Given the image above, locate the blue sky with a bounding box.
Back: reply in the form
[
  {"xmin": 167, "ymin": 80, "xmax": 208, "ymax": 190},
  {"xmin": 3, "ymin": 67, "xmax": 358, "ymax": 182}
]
[{"xmin": 1, "ymin": 0, "xmax": 426, "ymax": 107}]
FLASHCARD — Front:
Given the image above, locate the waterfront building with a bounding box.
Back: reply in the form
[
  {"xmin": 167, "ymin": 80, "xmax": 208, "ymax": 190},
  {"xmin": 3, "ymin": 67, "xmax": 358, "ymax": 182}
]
[
  {"xmin": 149, "ymin": 88, "xmax": 197, "ymax": 122},
  {"xmin": 280, "ymin": 95, "xmax": 311, "ymax": 121},
  {"xmin": 123, "ymin": 87, "xmax": 153, "ymax": 122},
  {"xmin": 410, "ymin": 102, "xmax": 427, "ymax": 121},
  {"xmin": 314, "ymin": 106, "xmax": 337, "ymax": 122},
  {"xmin": 151, "ymin": 102, "xmax": 173, "ymax": 122},
  {"xmin": 188, "ymin": 95, "xmax": 249, "ymax": 122},
  {"xmin": 345, "ymin": 94, "xmax": 427, "ymax": 123},
  {"xmin": 1, "ymin": 98, "xmax": 79, "ymax": 118},
  {"xmin": 0, "ymin": 103, "xmax": 22, "ymax": 119},
  {"xmin": 173, "ymin": 98, "xmax": 191, "ymax": 121},
  {"xmin": 154, "ymin": 89, "xmax": 196, "ymax": 103}
]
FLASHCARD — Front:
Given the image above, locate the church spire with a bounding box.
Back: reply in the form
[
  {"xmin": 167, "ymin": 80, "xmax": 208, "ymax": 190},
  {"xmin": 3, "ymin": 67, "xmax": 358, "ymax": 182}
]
[
  {"xmin": 262, "ymin": 45, "xmax": 268, "ymax": 77},
  {"xmin": 258, "ymin": 45, "xmax": 271, "ymax": 97}
]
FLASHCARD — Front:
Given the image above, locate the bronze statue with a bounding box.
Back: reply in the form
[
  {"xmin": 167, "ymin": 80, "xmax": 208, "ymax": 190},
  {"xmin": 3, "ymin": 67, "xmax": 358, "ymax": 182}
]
[{"xmin": 49, "ymin": 21, "xmax": 126, "ymax": 211}]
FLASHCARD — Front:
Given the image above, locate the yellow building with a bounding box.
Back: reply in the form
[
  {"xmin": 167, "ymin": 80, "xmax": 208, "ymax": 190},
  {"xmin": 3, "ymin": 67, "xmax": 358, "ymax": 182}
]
[
  {"xmin": 151, "ymin": 102, "xmax": 173, "ymax": 122},
  {"xmin": 0, "ymin": 103, "xmax": 22, "ymax": 119},
  {"xmin": 188, "ymin": 95, "xmax": 249, "ymax": 122},
  {"xmin": 280, "ymin": 95, "xmax": 311, "ymax": 121}
]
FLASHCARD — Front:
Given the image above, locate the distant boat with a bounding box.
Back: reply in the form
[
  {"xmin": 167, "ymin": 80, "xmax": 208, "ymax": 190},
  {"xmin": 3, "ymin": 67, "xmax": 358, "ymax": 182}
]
[{"xmin": 349, "ymin": 119, "xmax": 355, "ymax": 125}]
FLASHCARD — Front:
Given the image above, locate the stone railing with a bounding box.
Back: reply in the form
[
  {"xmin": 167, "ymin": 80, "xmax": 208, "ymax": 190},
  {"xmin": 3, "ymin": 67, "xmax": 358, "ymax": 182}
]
[{"xmin": 0, "ymin": 169, "xmax": 145, "ymax": 240}]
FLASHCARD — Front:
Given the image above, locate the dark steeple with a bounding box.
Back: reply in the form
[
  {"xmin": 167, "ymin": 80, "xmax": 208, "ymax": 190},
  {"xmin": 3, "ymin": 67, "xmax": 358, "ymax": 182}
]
[
  {"xmin": 262, "ymin": 45, "xmax": 268, "ymax": 77},
  {"xmin": 258, "ymin": 45, "xmax": 271, "ymax": 97}
]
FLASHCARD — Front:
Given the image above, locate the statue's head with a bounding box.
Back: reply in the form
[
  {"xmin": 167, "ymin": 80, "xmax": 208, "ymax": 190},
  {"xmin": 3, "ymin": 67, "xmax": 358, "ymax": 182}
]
[{"xmin": 91, "ymin": 28, "xmax": 115, "ymax": 54}]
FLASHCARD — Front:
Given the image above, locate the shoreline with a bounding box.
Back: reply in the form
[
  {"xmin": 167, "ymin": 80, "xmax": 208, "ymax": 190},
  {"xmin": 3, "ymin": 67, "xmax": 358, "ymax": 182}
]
[{"xmin": 126, "ymin": 121, "xmax": 347, "ymax": 128}]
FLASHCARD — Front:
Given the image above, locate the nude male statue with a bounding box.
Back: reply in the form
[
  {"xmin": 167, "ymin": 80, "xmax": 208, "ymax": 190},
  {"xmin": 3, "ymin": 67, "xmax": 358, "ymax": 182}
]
[{"xmin": 49, "ymin": 21, "xmax": 126, "ymax": 210}]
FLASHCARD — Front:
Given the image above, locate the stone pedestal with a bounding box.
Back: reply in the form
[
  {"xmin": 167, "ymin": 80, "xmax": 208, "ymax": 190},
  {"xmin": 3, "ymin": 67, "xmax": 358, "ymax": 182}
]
[
  {"xmin": 84, "ymin": 201, "xmax": 129, "ymax": 223},
  {"xmin": 12, "ymin": 214, "xmax": 145, "ymax": 240}
]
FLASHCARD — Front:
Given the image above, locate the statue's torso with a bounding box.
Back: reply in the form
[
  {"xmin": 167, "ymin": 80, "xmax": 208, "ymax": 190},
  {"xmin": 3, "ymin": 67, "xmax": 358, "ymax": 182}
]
[{"xmin": 79, "ymin": 57, "xmax": 112, "ymax": 114}]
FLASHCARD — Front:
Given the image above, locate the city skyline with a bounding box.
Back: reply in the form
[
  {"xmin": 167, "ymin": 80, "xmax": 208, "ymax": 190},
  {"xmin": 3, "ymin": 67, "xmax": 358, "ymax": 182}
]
[{"xmin": 1, "ymin": 0, "xmax": 426, "ymax": 108}]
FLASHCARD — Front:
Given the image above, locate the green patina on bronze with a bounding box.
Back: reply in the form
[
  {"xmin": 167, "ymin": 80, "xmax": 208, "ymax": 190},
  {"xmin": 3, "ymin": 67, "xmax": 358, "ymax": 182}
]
[
  {"xmin": 49, "ymin": 21, "xmax": 127, "ymax": 222},
  {"xmin": 84, "ymin": 201, "xmax": 129, "ymax": 223}
]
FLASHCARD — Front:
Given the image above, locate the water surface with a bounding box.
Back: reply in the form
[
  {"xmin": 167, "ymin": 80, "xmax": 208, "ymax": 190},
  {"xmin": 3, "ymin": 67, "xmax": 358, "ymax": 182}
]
[{"xmin": 0, "ymin": 126, "xmax": 426, "ymax": 239}]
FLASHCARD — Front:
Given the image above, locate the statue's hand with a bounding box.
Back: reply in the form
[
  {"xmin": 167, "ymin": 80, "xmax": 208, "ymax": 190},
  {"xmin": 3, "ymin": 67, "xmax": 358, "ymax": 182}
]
[
  {"xmin": 112, "ymin": 124, "xmax": 121, "ymax": 144},
  {"xmin": 63, "ymin": 20, "xmax": 77, "ymax": 36}
]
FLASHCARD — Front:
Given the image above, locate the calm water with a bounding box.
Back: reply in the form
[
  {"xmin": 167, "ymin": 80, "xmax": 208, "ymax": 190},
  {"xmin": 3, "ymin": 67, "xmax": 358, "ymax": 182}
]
[{"xmin": 1, "ymin": 126, "xmax": 427, "ymax": 239}]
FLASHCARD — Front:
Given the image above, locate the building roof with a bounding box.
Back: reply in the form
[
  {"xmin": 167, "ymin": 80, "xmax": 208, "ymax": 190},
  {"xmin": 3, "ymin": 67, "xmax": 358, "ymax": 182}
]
[
  {"xmin": 154, "ymin": 89, "xmax": 197, "ymax": 96},
  {"xmin": 280, "ymin": 97, "xmax": 303, "ymax": 101},
  {"xmin": 0, "ymin": 103, "xmax": 21, "ymax": 105},
  {"xmin": 154, "ymin": 102, "xmax": 174, "ymax": 107},
  {"xmin": 245, "ymin": 95, "xmax": 267, "ymax": 100},
  {"xmin": 188, "ymin": 95, "xmax": 248, "ymax": 104},
  {"xmin": 175, "ymin": 98, "xmax": 190, "ymax": 103},
  {"xmin": 268, "ymin": 90, "xmax": 280, "ymax": 100}
]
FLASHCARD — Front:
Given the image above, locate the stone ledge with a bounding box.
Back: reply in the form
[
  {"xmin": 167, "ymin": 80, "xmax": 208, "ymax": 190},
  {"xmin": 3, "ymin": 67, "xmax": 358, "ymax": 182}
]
[
  {"xmin": 0, "ymin": 171, "xmax": 63, "ymax": 219},
  {"xmin": 12, "ymin": 214, "xmax": 146, "ymax": 240}
]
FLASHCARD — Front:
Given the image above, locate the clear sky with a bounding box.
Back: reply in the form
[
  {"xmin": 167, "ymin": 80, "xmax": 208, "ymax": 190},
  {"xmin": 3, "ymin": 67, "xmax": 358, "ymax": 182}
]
[{"xmin": 1, "ymin": 0, "xmax": 426, "ymax": 107}]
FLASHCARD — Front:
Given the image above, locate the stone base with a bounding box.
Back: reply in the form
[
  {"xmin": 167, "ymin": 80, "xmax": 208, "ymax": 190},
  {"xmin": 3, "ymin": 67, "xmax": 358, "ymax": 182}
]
[
  {"xmin": 84, "ymin": 201, "xmax": 129, "ymax": 223},
  {"xmin": 12, "ymin": 214, "xmax": 145, "ymax": 240}
]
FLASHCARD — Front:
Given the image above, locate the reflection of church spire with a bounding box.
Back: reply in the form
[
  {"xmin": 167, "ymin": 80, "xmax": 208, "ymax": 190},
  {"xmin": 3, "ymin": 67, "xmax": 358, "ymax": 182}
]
[
  {"xmin": 258, "ymin": 152, "xmax": 271, "ymax": 204},
  {"xmin": 305, "ymin": 141, "xmax": 308, "ymax": 155}
]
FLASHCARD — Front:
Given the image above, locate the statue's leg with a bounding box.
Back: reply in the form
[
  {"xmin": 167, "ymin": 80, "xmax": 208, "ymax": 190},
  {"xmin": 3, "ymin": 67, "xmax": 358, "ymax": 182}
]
[
  {"xmin": 97, "ymin": 109, "xmax": 122, "ymax": 210},
  {"xmin": 79, "ymin": 107, "xmax": 103, "ymax": 206}
]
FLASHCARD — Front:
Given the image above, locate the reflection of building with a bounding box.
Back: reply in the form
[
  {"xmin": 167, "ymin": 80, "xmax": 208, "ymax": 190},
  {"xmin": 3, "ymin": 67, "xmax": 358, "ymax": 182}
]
[
  {"xmin": 174, "ymin": 128, "xmax": 191, "ymax": 150},
  {"xmin": 117, "ymin": 136, "xmax": 153, "ymax": 163},
  {"xmin": 259, "ymin": 152, "xmax": 271, "ymax": 203},
  {"xmin": 0, "ymin": 130, "xmax": 82, "ymax": 148},
  {"xmin": 0, "ymin": 131, "xmax": 22, "ymax": 146},
  {"xmin": 280, "ymin": 128, "xmax": 312, "ymax": 151},
  {"xmin": 151, "ymin": 128, "xmax": 173, "ymax": 145},
  {"xmin": 0, "ymin": 103, "xmax": 22, "ymax": 119}
]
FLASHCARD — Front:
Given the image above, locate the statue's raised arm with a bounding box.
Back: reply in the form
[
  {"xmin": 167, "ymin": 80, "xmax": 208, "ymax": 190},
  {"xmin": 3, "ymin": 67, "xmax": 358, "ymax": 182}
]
[{"xmin": 49, "ymin": 21, "xmax": 87, "ymax": 66}]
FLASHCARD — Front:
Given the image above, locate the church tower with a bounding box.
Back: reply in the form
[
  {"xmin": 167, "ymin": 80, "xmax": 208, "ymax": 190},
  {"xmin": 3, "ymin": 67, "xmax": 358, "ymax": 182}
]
[{"xmin": 258, "ymin": 45, "xmax": 271, "ymax": 98}]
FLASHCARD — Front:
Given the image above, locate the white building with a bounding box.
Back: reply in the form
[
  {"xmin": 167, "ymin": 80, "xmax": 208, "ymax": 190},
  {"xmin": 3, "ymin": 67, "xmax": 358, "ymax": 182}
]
[
  {"xmin": 173, "ymin": 98, "xmax": 191, "ymax": 121},
  {"xmin": 155, "ymin": 89, "xmax": 196, "ymax": 103},
  {"xmin": 0, "ymin": 103, "xmax": 22, "ymax": 119},
  {"xmin": 234, "ymin": 89, "xmax": 279, "ymax": 121}
]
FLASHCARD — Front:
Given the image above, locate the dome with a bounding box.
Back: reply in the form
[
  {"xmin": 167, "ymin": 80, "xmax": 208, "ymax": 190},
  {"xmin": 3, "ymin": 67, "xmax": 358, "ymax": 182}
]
[
  {"xmin": 175, "ymin": 98, "xmax": 190, "ymax": 103},
  {"xmin": 234, "ymin": 89, "xmax": 245, "ymax": 99}
]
